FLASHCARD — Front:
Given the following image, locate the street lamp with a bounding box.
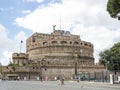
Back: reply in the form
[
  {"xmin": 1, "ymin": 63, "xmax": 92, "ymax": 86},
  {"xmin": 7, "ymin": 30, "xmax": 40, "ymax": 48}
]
[
  {"xmin": 75, "ymin": 58, "xmax": 77, "ymax": 77},
  {"xmin": 74, "ymin": 48, "xmax": 82, "ymax": 79}
]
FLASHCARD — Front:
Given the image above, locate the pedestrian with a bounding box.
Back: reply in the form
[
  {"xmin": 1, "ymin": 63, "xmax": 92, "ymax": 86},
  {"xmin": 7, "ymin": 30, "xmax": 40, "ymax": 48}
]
[
  {"xmin": 54, "ymin": 77, "xmax": 57, "ymax": 81},
  {"xmin": 77, "ymin": 77, "xmax": 80, "ymax": 82},
  {"xmin": 40, "ymin": 76, "xmax": 43, "ymax": 82},
  {"xmin": 61, "ymin": 78, "xmax": 64, "ymax": 85},
  {"xmin": 45, "ymin": 76, "xmax": 48, "ymax": 81},
  {"xmin": 57, "ymin": 76, "xmax": 61, "ymax": 85}
]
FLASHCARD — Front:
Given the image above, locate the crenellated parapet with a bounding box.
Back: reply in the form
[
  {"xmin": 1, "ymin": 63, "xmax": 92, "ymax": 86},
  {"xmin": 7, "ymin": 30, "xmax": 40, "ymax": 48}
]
[
  {"xmin": 26, "ymin": 30, "xmax": 93, "ymax": 52},
  {"xmin": 12, "ymin": 53, "xmax": 28, "ymax": 66}
]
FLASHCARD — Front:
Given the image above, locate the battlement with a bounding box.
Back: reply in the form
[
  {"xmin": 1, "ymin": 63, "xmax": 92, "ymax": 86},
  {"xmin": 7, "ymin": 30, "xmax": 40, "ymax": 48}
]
[
  {"xmin": 12, "ymin": 53, "xmax": 28, "ymax": 66},
  {"xmin": 12, "ymin": 53, "xmax": 28, "ymax": 59}
]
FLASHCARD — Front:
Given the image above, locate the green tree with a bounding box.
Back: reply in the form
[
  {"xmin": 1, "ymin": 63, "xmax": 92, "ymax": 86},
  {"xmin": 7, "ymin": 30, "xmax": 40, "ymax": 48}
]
[
  {"xmin": 107, "ymin": 0, "xmax": 120, "ymax": 18},
  {"xmin": 8, "ymin": 62, "xmax": 19, "ymax": 71},
  {"xmin": 99, "ymin": 50, "xmax": 110, "ymax": 66},
  {"xmin": 99, "ymin": 42, "xmax": 120, "ymax": 72}
]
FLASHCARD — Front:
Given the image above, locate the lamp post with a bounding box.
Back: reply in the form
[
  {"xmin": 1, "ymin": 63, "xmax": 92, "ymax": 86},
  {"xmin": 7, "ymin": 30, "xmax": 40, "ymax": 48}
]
[
  {"xmin": 73, "ymin": 46, "xmax": 77, "ymax": 79},
  {"xmin": 105, "ymin": 61, "xmax": 109, "ymax": 82},
  {"xmin": 37, "ymin": 59, "xmax": 41, "ymax": 81},
  {"xmin": 75, "ymin": 57, "xmax": 77, "ymax": 78},
  {"xmin": 74, "ymin": 48, "xmax": 82, "ymax": 79}
]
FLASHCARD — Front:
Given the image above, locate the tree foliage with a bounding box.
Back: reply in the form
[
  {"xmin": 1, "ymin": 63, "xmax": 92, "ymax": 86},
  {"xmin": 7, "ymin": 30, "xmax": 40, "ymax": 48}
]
[
  {"xmin": 107, "ymin": 0, "xmax": 120, "ymax": 18},
  {"xmin": 99, "ymin": 42, "xmax": 120, "ymax": 72}
]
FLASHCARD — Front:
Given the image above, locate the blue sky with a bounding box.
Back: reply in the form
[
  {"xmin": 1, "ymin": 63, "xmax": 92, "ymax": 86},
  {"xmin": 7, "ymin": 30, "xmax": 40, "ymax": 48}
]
[
  {"xmin": 0, "ymin": 0, "xmax": 44, "ymax": 38},
  {"xmin": 0, "ymin": 0, "xmax": 120, "ymax": 65},
  {"xmin": 0, "ymin": 0, "xmax": 61, "ymax": 39}
]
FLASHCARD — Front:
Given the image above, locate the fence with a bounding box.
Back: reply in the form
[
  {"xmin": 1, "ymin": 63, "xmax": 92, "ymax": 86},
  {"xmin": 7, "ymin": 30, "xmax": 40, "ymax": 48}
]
[{"xmin": 73, "ymin": 71, "xmax": 110, "ymax": 82}]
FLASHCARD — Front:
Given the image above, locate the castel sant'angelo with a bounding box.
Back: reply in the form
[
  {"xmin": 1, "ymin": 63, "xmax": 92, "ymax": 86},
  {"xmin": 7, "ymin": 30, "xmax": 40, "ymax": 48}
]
[{"xmin": 1, "ymin": 26, "xmax": 105, "ymax": 80}]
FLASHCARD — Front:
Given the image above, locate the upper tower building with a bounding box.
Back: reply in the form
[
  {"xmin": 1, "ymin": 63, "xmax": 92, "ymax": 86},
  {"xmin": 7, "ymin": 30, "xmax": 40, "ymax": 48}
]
[{"xmin": 26, "ymin": 28, "xmax": 94, "ymax": 65}]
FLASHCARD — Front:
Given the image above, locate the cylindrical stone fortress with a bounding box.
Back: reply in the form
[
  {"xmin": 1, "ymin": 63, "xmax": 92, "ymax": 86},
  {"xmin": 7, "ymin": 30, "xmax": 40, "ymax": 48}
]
[{"xmin": 26, "ymin": 30, "xmax": 94, "ymax": 66}]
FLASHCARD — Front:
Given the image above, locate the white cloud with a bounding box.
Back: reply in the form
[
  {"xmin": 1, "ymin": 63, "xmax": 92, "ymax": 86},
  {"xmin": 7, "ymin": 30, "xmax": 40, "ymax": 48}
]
[
  {"xmin": 15, "ymin": 3, "xmax": 62, "ymax": 33},
  {"xmin": 0, "ymin": 51, "xmax": 12, "ymax": 66},
  {"xmin": 14, "ymin": 31, "xmax": 27, "ymax": 41},
  {"xmin": 15, "ymin": 0, "xmax": 120, "ymax": 63},
  {"xmin": 0, "ymin": 24, "xmax": 13, "ymax": 65},
  {"xmin": 14, "ymin": 31, "xmax": 27, "ymax": 53},
  {"xmin": 71, "ymin": 24, "xmax": 120, "ymax": 62},
  {"xmin": 0, "ymin": 24, "xmax": 12, "ymax": 50},
  {"xmin": 26, "ymin": 0, "xmax": 44, "ymax": 3},
  {"xmin": 22, "ymin": 10, "xmax": 31, "ymax": 14},
  {"xmin": 0, "ymin": 24, "xmax": 27, "ymax": 65}
]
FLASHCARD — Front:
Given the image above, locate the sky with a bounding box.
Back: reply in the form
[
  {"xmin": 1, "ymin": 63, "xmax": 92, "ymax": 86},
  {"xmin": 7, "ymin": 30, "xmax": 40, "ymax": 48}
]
[{"xmin": 0, "ymin": 0, "xmax": 120, "ymax": 66}]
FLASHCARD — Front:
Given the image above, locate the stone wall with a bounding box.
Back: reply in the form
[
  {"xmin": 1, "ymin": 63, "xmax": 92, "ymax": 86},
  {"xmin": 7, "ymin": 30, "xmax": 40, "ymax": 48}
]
[
  {"xmin": 41, "ymin": 65, "xmax": 105, "ymax": 80},
  {"xmin": 6, "ymin": 30, "xmax": 106, "ymax": 81}
]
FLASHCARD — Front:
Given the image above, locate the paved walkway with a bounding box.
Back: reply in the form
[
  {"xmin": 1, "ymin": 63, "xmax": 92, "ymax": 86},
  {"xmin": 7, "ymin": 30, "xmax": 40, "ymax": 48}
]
[{"xmin": 0, "ymin": 80, "xmax": 120, "ymax": 90}]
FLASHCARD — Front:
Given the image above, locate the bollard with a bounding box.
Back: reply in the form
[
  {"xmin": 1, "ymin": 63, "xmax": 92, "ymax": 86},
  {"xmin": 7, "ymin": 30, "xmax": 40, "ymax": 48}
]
[
  {"xmin": 77, "ymin": 79, "xmax": 80, "ymax": 82},
  {"xmin": 110, "ymin": 74, "xmax": 114, "ymax": 84}
]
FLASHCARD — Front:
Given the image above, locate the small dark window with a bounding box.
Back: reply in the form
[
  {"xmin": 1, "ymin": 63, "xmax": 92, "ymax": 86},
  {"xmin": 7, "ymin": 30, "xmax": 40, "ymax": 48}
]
[
  {"xmin": 32, "ymin": 37, "xmax": 35, "ymax": 42},
  {"xmin": 70, "ymin": 42, "xmax": 72, "ymax": 44},
  {"xmin": 45, "ymin": 68, "xmax": 47, "ymax": 71},
  {"xmin": 48, "ymin": 62, "xmax": 50, "ymax": 64},
  {"xmin": 84, "ymin": 43, "xmax": 88, "ymax": 46},
  {"xmin": 74, "ymin": 41, "xmax": 79, "ymax": 44}
]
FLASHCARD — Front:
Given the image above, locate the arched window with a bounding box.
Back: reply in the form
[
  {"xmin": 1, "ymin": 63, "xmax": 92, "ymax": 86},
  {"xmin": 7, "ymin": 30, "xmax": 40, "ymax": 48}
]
[
  {"xmin": 60, "ymin": 41, "xmax": 67, "ymax": 44},
  {"xmin": 43, "ymin": 42, "xmax": 48, "ymax": 45},
  {"xmin": 84, "ymin": 43, "xmax": 88, "ymax": 46},
  {"xmin": 51, "ymin": 41, "xmax": 57, "ymax": 44}
]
